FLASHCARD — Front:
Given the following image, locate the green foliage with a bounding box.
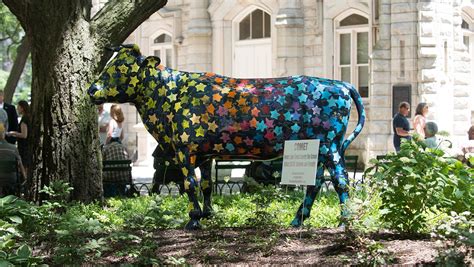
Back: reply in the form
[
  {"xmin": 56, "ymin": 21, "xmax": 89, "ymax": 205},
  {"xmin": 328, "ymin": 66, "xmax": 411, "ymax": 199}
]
[
  {"xmin": 365, "ymin": 139, "xmax": 473, "ymax": 233},
  {"xmin": 0, "ymin": 196, "xmax": 44, "ymax": 266},
  {"xmin": 433, "ymin": 211, "xmax": 473, "ymax": 266}
]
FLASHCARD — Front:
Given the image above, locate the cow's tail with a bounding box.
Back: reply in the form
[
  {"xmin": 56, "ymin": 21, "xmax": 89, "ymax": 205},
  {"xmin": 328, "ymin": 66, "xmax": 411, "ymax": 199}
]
[{"xmin": 341, "ymin": 84, "xmax": 366, "ymax": 153}]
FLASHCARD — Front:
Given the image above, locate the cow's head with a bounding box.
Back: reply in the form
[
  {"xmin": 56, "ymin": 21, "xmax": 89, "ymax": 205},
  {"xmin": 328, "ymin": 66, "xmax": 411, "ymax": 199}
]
[{"xmin": 88, "ymin": 44, "xmax": 159, "ymax": 105}]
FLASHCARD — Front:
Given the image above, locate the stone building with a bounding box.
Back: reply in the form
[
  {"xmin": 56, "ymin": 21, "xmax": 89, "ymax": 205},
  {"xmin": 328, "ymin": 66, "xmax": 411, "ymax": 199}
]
[{"xmin": 92, "ymin": 0, "xmax": 474, "ymax": 167}]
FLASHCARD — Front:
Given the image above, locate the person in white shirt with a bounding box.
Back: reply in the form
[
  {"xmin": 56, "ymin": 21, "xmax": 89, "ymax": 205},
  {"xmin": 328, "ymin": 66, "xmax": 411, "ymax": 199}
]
[
  {"xmin": 97, "ymin": 104, "xmax": 111, "ymax": 146},
  {"xmin": 106, "ymin": 104, "xmax": 124, "ymax": 144}
]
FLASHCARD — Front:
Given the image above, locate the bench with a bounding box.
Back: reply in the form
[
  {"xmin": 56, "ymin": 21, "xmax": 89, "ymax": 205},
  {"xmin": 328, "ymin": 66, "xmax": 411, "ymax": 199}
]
[
  {"xmin": 214, "ymin": 159, "xmax": 252, "ymax": 192},
  {"xmin": 0, "ymin": 159, "xmax": 21, "ymax": 196},
  {"xmin": 102, "ymin": 160, "xmax": 136, "ymax": 197}
]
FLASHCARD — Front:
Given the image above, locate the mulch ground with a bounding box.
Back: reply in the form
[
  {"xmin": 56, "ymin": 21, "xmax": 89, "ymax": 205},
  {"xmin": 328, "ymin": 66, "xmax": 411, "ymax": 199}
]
[{"xmin": 96, "ymin": 227, "xmax": 454, "ymax": 265}]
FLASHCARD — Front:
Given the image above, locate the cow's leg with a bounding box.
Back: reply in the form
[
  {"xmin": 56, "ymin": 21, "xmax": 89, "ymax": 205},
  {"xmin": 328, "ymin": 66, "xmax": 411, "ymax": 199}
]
[
  {"xmin": 176, "ymin": 150, "xmax": 202, "ymax": 230},
  {"xmin": 327, "ymin": 149, "xmax": 350, "ymax": 223},
  {"xmin": 199, "ymin": 159, "xmax": 213, "ymax": 218},
  {"xmin": 290, "ymin": 163, "xmax": 325, "ymax": 227}
]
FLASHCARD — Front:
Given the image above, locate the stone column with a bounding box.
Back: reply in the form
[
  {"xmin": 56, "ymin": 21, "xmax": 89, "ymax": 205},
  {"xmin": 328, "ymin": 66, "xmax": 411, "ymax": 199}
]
[
  {"xmin": 275, "ymin": 0, "xmax": 304, "ymax": 76},
  {"xmin": 186, "ymin": 0, "xmax": 212, "ymax": 72},
  {"xmin": 365, "ymin": 0, "xmax": 394, "ymax": 161}
]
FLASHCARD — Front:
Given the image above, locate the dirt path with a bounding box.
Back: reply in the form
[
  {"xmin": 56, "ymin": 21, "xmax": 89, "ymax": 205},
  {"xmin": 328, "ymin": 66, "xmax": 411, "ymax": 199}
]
[{"xmin": 100, "ymin": 228, "xmax": 447, "ymax": 265}]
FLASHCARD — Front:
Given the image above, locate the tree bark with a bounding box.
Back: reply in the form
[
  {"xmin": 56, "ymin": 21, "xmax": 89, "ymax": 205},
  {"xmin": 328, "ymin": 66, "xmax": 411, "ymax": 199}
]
[
  {"xmin": 3, "ymin": 35, "xmax": 30, "ymax": 103},
  {"xmin": 3, "ymin": 0, "xmax": 167, "ymax": 202}
]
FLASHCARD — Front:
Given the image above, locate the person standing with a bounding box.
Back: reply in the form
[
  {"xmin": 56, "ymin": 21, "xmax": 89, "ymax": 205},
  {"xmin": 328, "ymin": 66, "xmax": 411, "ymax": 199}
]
[
  {"xmin": 0, "ymin": 90, "xmax": 19, "ymax": 144},
  {"xmin": 106, "ymin": 104, "xmax": 124, "ymax": 144},
  {"xmin": 393, "ymin": 102, "xmax": 411, "ymax": 152},
  {"xmin": 7, "ymin": 100, "xmax": 31, "ymax": 172},
  {"xmin": 413, "ymin": 102, "xmax": 429, "ymax": 139},
  {"xmin": 98, "ymin": 104, "xmax": 111, "ymax": 146}
]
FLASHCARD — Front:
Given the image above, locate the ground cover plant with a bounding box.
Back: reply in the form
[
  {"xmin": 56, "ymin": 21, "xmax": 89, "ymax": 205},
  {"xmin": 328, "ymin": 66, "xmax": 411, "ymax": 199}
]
[{"xmin": 0, "ymin": 141, "xmax": 472, "ymax": 265}]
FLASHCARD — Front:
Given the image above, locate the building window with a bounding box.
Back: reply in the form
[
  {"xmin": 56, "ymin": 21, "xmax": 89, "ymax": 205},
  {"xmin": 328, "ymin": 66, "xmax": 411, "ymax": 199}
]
[
  {"xmin": 462, "ymin": 19, "xmax": 473, "ymax": 52},
  {"xmin": 239, "ymin": 9, "xmax": 271, "ymax": 40},
  {"xmin": 335, "ymin": 13, "xmax": 370, "ymax": 98},
  {"xmin": 151, "ymin": 33, "xmax": 173, "ymax": 68}
]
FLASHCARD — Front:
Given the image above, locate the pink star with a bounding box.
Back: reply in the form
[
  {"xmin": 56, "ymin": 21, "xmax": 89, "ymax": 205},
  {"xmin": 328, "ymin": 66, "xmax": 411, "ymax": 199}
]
[
  {"xmin": 241, "ymin": 121, "xmax": 250, "ymax": 131},
  {"xmin": 244, "ymin": 137, "xmax": 253, "ymax": 146},
  {"xmin": 217, "ymin": 106, "xmax": 228, "ymax": 116},
  {"xmin": 265, "ymin": 118, "xmax": 274, "ymax": 129},
  {"xmin": 264, "ymin": 86, "xmax": 274, "ymax": 92},
  {"xmin": 221, "ymin": 132, "xmax": 231, "ymax": 143}
]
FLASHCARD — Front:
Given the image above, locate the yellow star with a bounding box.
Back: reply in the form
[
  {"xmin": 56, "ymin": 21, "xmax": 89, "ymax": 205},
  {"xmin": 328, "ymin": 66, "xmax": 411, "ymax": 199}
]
[
  {"xmin": 180, "ymin": 85, "xmax": 189, "ymax": 94},
  {"xmin": 181, "ymin": 132, "xmax": 190, "ymax": 142},
  {"xmin": 167, "ymin": 113, "xmax": 174, "ymax": 122},
  {"xmin": 191, "ymin": 113, "xmax": 201, "ymax": 124},
  {"xmin": 162, "ymin": 102, "xmax": 171, "ymax": 112},
  {"xmin": 190, "ymin": 73, "xmax": 201, "ymax": 79},
  {"xmin": 148, "ymin": 80, "xmax": 156, "ymax": 89},
  {"xmin": 147, "ymin": 58, "xmax": 157, "ymax": 67},
  {"xmin": 188, "ymin": 80, "xmax": 197, "ymax": 87},
  {"xmin": 192, "ymin": 98, "xmax": 201, "ymax": 106},
  {"xmin": 106, "ymin": 66, "xmax": 116, "ymax": 76},
  {"xmin": 129, "ymin": 76, "xmax": 139, "ymax": 86},
  {"xmin": 146, "ymin": 98, "xmax": 156, "ymax": 109},
  {"xmin": 208, "ymin": 121, "xmax": 218, "ymax": 132},
  {"xmin": 221, "ymin": 87, "xmax": 230, "ymax": 94},
  {"xmin": 149, "ymin": 67, "xmax": 158, "ymax": 77},
  {"xmin": 167, "ymin": 81, "xmax": 176, "ymax": 89},
  {"xmin": 182, "ymin": 109, "xmax": 190, "ymax": 116},
  {"xmin": 158, "ymin": 86, "xmax": 166, "ymax": 96},
  {"xmin": 201, "ymin": 113, "xmax": 209, "ymax": 123},
  {"xmin": 213, "ymin": 143, "xmax": 223, "ymax": 152},
  {"xmin": 182, "ymin": 120, "xmax": 189, "ymax": 129},
  {"xmin": 182, "ymin": 168, "xmax": 189, "ymax": 177},
  {"xmin": 174, "ymin": 102, "xmax": 182, "ymax": 112},
  {"xmin": 94, "ymin": 90, "xmax": 105, "ymax": 98},
  {"xmin": 188, "ymin": 143, "xmax": 199, "ymax": 152},
  {"xmin": 196, "ymin": 126, "xmax": 205, "ymax": 137},
  {"xmin": 181, "ymin": 95, "xmax": 189, "ymax": 104},
  {"xmin": 131, "ymin": 63, "xmax": 140, "ymax": 73},
  {"xmin": 163, "ymin": 135, "xmax": 171, "ymax": 143},
  {"xmin": 162, "ymin": 70, "xmax": 170, "ymax": 79},
  {"xmin": 149, "ymin": 114, "xmax": 158, "ymax": 124},
  {"xmin": 180, "ymin": 75, "xmax": 189, "ymax": 83},
  {"xmin": 201, "ymin": 180, "xmax": 209, "ymax": 190},
  {"xmin": 168, "ymin": 93, "xmax": 177, "ymax": 102},
  {"xmin": 202, "ymin": 95, "xmax": 210, "ymax": 104},
  {"xmin": 107, "ymin": 87, "xmax": 119, "ymax": 97},
  {"xmin": 126, "ymin": 86, "xmax": 135, "ymax": 96},
  {"xmin": 196, "ymin": 83, "xmax": 206, "ymax": 92},
  {"xmin": 118, "ymin": 64, "xmax": 128, "ymax": 73}
]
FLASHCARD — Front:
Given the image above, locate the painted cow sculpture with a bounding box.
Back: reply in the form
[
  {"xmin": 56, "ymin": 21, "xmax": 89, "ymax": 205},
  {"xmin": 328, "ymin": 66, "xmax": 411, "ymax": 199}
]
[{"xmin": 88, "ymin": 44, "xmax": 365, "ymax": 230}]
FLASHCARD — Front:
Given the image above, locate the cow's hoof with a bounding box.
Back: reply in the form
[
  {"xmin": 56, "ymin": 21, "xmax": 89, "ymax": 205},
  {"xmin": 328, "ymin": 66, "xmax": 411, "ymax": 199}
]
[
  {"xmin": 337, "ymin": 222, "xmax": 346, "ymax": 231},
  {"xmin": 290, "ymin": 217, "xmax": 302, "ymax": 228},
  {"xmin": 185, "ymin": 219, "xmax": 201, "ymax": 230}
]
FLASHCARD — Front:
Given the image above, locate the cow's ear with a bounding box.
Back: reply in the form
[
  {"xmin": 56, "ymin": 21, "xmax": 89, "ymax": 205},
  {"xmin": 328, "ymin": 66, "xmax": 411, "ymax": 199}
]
[{"xmin": 141, "ymin": 56, "xmax": 161, "ymax": 67}]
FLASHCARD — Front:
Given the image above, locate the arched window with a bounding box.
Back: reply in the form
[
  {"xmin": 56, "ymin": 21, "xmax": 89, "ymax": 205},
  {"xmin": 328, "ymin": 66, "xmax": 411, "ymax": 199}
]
[
  {"xmin": 239, "ymin": 9, "xmax": 271, "ymax": 40},
  {"xmin": 462, "ymin": 19, "xmax": 473, "ymax": 52},
  {"xmin": 151, "ymin": 33, "xmax": 174, "ymax": 68},
  {"xmin": 335, "ymin": 13, "xmax": 370, "ymax": 98}
]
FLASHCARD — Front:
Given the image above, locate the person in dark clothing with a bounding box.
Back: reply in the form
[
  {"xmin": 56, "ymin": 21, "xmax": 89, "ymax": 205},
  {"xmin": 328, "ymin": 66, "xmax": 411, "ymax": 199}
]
[
  {"xmin": 8, "ymin": 100, "xmax": 30, "ymax": 171},
  {"xmin": 393, "ymin": 101, "xmax": 411, "ymax": 152},
  {"xmin": 0, "ymin": 90, "xmax": 19, "ymax": 144}
]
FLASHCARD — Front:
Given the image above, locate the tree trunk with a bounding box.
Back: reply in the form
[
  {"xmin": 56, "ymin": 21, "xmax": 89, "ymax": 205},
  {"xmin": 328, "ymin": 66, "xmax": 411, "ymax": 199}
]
[
  {"xmin": 3, "ymin": 0, "xmax": 167, "ymax": 202},
  {"xmin": 3, "ymin": 35, "xmax": 30, "ymax": 103}
]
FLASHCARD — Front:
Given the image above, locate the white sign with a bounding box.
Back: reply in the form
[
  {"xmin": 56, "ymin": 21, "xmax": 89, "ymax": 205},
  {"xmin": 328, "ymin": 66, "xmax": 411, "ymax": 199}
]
[{"xmin": 280, "ymin": 139, "xmax": 320, "ymax": 186}]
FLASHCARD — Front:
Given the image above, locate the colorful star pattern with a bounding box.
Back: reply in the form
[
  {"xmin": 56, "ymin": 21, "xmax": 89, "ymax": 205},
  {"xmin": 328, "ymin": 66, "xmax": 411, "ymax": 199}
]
[{"xmin": 88, "ymin": 45, "xmax": 366, "ymax": 229}]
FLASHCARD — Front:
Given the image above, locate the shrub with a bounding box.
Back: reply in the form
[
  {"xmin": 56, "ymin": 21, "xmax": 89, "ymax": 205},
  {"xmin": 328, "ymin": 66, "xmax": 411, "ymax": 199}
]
[{"xmin": 364, "ymin": 139, "xmax": 473, "ymax": 233}]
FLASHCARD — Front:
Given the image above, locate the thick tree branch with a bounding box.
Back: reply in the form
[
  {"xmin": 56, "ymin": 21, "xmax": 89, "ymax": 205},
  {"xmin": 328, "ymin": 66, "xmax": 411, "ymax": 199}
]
[
  {"xmin": 3, "ymin": 36, "xmax": 30, "ymax": 103},
  {"xmin": 91, "ymin": 0, "xmax": 167, "ymax": 48},
  {"xmin": 2, "ymin": 0, "xmax": 29, "ymax": 31}
]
